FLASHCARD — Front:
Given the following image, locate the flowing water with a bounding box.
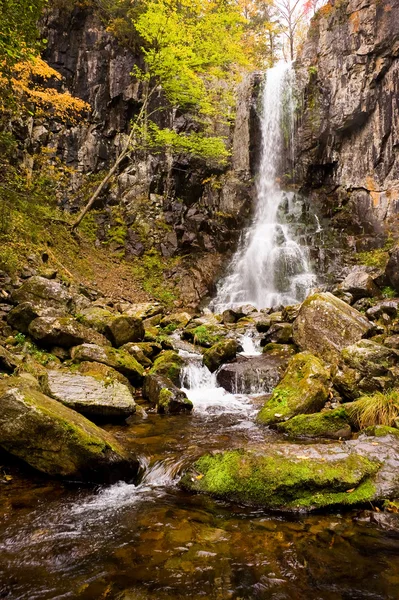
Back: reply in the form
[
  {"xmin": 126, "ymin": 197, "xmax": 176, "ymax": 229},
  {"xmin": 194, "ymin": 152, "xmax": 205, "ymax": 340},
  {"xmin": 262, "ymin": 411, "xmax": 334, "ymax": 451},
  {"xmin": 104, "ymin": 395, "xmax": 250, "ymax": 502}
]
[
  {"xmin": 1, "ymin": 349, "xmax": 399, "ymax": 599},
  {"xmin": 212, "ymin": 62, "xmax": 315, "ymax": 312}
]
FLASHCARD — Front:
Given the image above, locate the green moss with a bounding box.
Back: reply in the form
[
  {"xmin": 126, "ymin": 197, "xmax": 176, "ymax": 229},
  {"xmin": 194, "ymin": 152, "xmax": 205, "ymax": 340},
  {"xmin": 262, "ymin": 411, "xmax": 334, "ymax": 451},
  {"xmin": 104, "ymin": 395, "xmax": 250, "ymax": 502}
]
[
  {"xmin": 182, "ymin": 449, "xmax": 379, "ymax": 510},
  {"xmin": 362, "ymin": 425, "xmax": 399, "ymax": 438},
  {"xmin": 277, "ymin": 408, "xmax": 351, "ymax": 439},
  {"xmin": 149, "ymin": 350, "xmax": 183, "ymax": 385},
  {"xmin": 381, "ymin": 286, "xmax": 397, "ymax": 299},
  {"xmin": 192, "ymin": 325, "xmax": 222, "ymax": 347},
  {"xmin": 158, "ymin": 388, "xmax": 173, "ymax": 410}
]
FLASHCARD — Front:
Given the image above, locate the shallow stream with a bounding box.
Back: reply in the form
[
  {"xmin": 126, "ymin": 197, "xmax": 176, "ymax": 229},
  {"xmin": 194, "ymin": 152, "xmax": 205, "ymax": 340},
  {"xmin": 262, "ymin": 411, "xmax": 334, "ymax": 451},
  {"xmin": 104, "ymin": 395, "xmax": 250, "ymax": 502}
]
[{"xmin": 1, "ymin": 345, "xmax": 399, "ymax": 599}]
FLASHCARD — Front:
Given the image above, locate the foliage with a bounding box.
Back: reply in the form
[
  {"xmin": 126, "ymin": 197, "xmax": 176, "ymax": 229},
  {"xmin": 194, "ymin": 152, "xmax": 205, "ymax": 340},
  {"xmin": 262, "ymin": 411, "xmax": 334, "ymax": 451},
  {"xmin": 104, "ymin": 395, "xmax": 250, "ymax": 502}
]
[
  {"xmin": 129, "ymin": 250, "xmax": 178, "ymax": 306},
  {"xmin": 347, "ymin": 390, "xmax": 399, "ymax": 429},
  {"xmin": 13, "ymin": 332, "xmax": 58, "ymax": 365}
]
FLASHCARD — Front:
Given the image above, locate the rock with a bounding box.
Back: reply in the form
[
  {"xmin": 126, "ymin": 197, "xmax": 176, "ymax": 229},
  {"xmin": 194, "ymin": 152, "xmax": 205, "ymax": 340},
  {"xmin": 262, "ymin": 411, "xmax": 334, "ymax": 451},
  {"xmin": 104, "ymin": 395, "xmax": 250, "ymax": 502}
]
[
  {"xmin": 180, "ymin": 440, "xmax": 384, "ymax": 511},
  {"xmin": 333, "ymin": 366, "xmax": 362, "ymax": 401},
  {"xmin": 7, "ymin": 302, "xmax": 64, "ymax": 334},
  {"xmin": 149, "ymin": 350, "xmax": 184, "ymax": 385},
  {"xmin": 11, "ymin": 276, "xmax": 81, "ymax": 313},
  {"xmin": 257, "ymin": 352, "xmax": 331, "ymax": 426},
  {"xmin": 341, "ymin": 340, "xmax": 398, "ymax": 377},
  {"xmin": 123, "ymin": 302, "xmax": 163, "ymax": 319},
  {"xmin": 76, "ymin": 306, "xmax": 115, "ymax": 334},
  {"xmin": 281, "ymin": 304, "xmax": 301, "ymax": 323},
  {"xmin": 121, "ymin": 341, "xmax": 162, "ymax": 360},
  {"xmin": 276, "ymin": 408, "xmax": 352, "ymax": 440},
  {"xmin": 45, "ymin": 368, "xmax": 137, "ymax": 419},
  {"xmin": 71, "ymin": 344, "xmax": 144, "ymax": 384},
  {"xmin": 262, "ymin": 343, "xmax": 297, "ymax": 358},
  {"xmin": 143, "ymin": 374, "xmax": 193, "ymax": 414},
  {"xmin": 384, "ymin": 336, "xmax": 399, "ymax": 350},
  {"xmin": 254, "ymin": 316, "xmax": 272, "ymax": 332},
  {"xmin": 216, "ymin": 353, "xmax": 290, "ymax": 395},
  {"xmin": 0, "ymin": 345, "xmax": 21, "ymax": 373},
  {"xmin": 119, "ymin": 343, "xmax": 152, "ymax": 367},
  {"xmin": 160, "ymin": 312, "xmax": 192, "ymax": 329},
  {"xmin": 386, "ymin": 246, "xmax": 399, "ymax": 292},
  {"xmin": 262, "ymin": 323, "xmax": 293, "ymax": 345},
  {"xmin": 203, "ymin": 339, "xmax": 237, "ymax": 373},
  {"xmin": 292, "ymin": 292, "xmax": 372, "ymax": 363},
  {"xmin": 0, "ymin": 377, "xmax": 138, "ymax": 481},
  {"xmin": 28, "ymin": 316, "xmax": 109, "ymax": 349},
  {"xmin": 340, "ymin": 270, "xmax": 382, "ymax": 301},
  {"xmin": 104, "ymin": 315, "xmax": 145, "ymax": 347},
  {"xmin": 366, "ymin": 300, "xmax": 399, "ymax": 321},
  {"xmin": 222, "ymin": 309, "xmax": 238, "ymax": 324}
]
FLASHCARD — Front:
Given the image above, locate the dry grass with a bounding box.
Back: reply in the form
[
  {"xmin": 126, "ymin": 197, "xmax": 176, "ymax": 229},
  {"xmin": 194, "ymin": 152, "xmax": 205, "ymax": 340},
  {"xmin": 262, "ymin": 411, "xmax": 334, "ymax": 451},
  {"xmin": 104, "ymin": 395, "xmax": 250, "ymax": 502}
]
[{"xmin": 347, "ymin": 389, "xmax": 399, "ymax": 429}]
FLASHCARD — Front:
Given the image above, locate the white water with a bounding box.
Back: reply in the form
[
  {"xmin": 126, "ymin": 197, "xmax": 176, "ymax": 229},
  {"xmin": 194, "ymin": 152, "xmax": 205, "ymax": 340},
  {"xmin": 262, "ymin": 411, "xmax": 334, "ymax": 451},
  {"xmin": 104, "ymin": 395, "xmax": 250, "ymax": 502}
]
[{"xmin": 212, "ymin": 62, "xmax": 315, "ymax": 312}]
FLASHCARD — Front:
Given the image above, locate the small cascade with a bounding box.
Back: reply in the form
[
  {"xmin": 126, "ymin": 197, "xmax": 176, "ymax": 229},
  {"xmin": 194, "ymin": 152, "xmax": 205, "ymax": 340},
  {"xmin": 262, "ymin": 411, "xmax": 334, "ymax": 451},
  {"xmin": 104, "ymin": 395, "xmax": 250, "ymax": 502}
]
[
  {"xmin": 212, "ymin": 62, "xmax": 315, "ymax": 313},
  {"xmin": 238, "ymin": 331, "xmax": 262, "ymax": 356}
]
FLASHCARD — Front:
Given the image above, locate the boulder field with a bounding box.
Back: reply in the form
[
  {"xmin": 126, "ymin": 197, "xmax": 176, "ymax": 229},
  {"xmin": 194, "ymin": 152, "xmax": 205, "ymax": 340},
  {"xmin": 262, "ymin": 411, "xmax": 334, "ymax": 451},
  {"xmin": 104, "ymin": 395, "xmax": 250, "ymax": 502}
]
[{"xmin": 1, "ymin": 268, "xmax": 399, "ymax": 511}]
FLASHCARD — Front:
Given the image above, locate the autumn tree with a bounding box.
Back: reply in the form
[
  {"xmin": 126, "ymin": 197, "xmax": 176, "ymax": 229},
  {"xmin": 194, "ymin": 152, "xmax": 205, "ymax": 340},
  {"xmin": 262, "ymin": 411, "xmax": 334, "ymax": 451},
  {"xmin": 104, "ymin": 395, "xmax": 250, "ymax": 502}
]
[
  {"xmin": 72, "ymin": 0, "xmax": 249, "ymax": 229},
  {"xmin": 274, "ymin": 0, "xmax": 307, "ymax": 60},
  {"xmin": 237, "ymin": 0, "xmax": 282, "ymax": 67}
]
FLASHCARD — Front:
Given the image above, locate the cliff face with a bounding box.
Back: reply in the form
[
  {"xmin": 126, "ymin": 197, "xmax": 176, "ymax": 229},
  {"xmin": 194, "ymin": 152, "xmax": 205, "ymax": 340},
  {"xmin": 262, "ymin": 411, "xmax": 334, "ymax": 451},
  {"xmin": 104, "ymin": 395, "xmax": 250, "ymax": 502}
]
[
  {"xmin": 32, "ymin": 6, "xmax": 260, "ymax": 307},
  {"xmin": 295, "ymin": 0, "xmax": 399, "ymax": 253}
]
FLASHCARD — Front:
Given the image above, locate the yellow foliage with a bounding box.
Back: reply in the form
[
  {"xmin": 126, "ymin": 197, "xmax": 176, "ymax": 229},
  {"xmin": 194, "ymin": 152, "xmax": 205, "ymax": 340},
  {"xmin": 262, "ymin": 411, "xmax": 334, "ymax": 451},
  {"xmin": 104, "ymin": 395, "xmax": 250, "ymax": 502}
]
[{"xmin": 2, "ymin": 55, "xmax": 90, "ymax": 122}]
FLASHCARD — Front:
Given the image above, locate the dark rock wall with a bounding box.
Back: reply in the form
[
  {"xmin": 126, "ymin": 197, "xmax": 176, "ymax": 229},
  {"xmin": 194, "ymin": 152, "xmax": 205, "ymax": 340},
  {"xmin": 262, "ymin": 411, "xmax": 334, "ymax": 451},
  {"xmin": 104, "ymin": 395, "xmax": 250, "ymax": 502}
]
[{"xmin": 295, "ymin": 0, "xmax": 399, "ymax": 254}]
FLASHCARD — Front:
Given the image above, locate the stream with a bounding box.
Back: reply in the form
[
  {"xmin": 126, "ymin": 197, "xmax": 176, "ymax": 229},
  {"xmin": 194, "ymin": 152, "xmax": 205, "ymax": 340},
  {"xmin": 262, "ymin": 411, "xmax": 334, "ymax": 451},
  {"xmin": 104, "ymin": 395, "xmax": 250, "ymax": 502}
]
[{"xmin": 1, "ymin": 343, "xmax": 399, "ymax": 599}]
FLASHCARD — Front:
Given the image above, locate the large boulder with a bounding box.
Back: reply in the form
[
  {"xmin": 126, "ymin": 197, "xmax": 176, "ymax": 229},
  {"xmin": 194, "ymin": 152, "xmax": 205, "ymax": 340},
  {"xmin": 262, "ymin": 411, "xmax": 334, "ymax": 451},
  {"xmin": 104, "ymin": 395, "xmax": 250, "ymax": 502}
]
[
  {"xmin": 104, "ymin": 315, "xmax": 145, "ymax": 347},
  {"xmin": 203, "ymin": 339, "xmax": 237, "ymax": 373},
  {"xmin": 11, "ymin": 276, "xmax": 88, "ymax": 314},
  {"xmin": 181, "ymin": 431, "xmax": 399, "ymax": 511},
  {"xmin": 28, "ymin": 316, "xmax": 109, "ymax": 349},
  {"xmin": 386, "ymin": 246, "xmax": 399, "ymax": 292},
  {"xmin": 45, "ymin": 368, "xmax": 137, "ymax": 419},
  {"xmin": 0, "ymin": 378, "xmax": 138, "ymax": 481},
  {"xmin": 76, "ymin": 306, "xmax": 115, "ymax": 334},
  {"xmin": 71, "ymin": 344, "xmax": 144, "ymax": 385},
  {"xmin": 216, "ymin": 353, "xmax": 290, "ymax": 395},
  {"xmin": 143, "ymin": 373, "xmax": 193, "ymax": 414},
  {"xmin": 160, "ymin": 312, "xmax": 192, "ymax": 329},
  {"xmin": 340, "ymin": 270, "xmax": 382, "ymax": 301},
  {"xmin": 292, "ymin": 292, "xmax": 371, "ymax": 363},
  {"xmin": 276, "ymin": 408, "xmax": 352, "ymax": 440},
  {"xmin": 0, "ymin": 345, "xmax": 22, "ymax": 373},
  {"xmin": 149, "ymin": 350, "xmax": 184, "ymax": 385},
  {"xmin": 257, "ymin": 352, "xmax": 331, "ymax": 426},
  {"xmin": 7, "ymin": 302, "xmax": 64, "ymax": 334},
  {"xmin": 341, "ymin": 340, "xmax": 398, "ymax": 376}
]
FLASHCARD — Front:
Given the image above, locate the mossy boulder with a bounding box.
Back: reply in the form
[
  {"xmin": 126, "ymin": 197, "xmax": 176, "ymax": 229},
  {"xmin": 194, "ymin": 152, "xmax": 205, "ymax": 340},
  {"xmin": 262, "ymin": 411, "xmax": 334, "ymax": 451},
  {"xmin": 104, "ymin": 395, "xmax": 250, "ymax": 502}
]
[
  {"xmin": 0, "ymin": 344, "xmax": 22, "ymax": 373},
  {"xmin": 203, "ymin": 339, "xmax": 237, "ymax": 373},
  {"xmin": 182, "ymin": 319, "xmax": 225, "ymax": 348},
  {"xmin": 76, "ymin": 306, "xmax": 115, "ymax": 334},
  {"xmin": 29, "ymin": 317, "xmax": 109, "ymax": 349},
  {"xmin": 216, "ymin": 353, "xmax": 290, "ymax": 395},
  {"xmin": 121, "ymin": 341, "xmax": 162, "ymax": 360},
  {"xmin": 11, "ymin": 276, "xmax": 73, "ymax": 309},
  {"xmin": 104, "ymin": 315, "xmax": 145, "ymax": 347},
  {"xmin": 0, "ymin": 377, "xmax": 138, "ymax": 481},
  {"xmin": 257, "ymin": 352, "xmax": 331, "ymax": 426},
  {"xmin": 180, "ymin": 448, "xmax": 379, "ymax": 511},
  {"xmin": 149, "ymin": 350, "xmax": 183, "ymax": 385},
  {"xmin": 262, "ymin": 343, "xmax": 297, "ymax": 358},
  {"xmin": 44, "ymin": 368, "xmax": 137, "ymax": 419},
  {"xmin": 160, "ymin": 312, "xmax": 192, "ymax": 329},
  {"xmin": 341, "ymin": 340, "xmax": 398, "ymax": 376},
  {"xmin": 7, "ymin": 302, "xmax": 64, "ymax": 334},
  {"xmin": 276, "ymin": 408, "xmax": 352, "ymax": 440},
  {"xmin": 292, "ymin": 292, "xmax": 371, "ymax": 363},
  {"xmin": 119, "ymin": 343, "xmax": 152, "ymax": 368},
  {"xmin": 71, "ymin": 343, "xmax": 144, "ymax": 385},
  {"xmin": 143, "ymin": 373, "xmax": 193, "ymax": 414},
  {"xmin": 340, "ymin": 270, "xmax": 382, "ymax": 301},
  {"xmin": 262, "ymin": 323, "xmax": 293, "ymax": 344}
]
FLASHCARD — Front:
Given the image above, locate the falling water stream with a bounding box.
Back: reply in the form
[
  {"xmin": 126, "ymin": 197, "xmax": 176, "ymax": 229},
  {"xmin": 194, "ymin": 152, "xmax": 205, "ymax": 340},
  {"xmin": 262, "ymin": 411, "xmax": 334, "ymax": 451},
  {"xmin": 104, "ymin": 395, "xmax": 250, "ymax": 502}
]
[
  {"xmin": 212, "ymin": 62, "xmax": 315, "ymax": 312},
  {"xmin": 1, "ymin": 65, "xmax": 399, "ymax": 599}
]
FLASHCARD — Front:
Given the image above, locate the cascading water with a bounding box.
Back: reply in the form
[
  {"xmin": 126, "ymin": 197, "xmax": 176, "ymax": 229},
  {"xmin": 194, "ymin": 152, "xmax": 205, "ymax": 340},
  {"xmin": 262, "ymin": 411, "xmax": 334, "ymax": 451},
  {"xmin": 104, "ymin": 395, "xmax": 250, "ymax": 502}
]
[{"xmin": 212, "ymin": 62, "xmax": 315, "ymax": 312}]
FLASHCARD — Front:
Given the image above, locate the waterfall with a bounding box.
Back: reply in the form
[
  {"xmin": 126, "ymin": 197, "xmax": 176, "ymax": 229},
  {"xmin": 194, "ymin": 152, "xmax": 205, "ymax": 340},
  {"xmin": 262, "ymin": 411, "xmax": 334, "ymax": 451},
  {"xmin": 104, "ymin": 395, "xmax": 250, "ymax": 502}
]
[{"xmin": 212, "ymin": 62, "xmax": 315, "ymax": 312}]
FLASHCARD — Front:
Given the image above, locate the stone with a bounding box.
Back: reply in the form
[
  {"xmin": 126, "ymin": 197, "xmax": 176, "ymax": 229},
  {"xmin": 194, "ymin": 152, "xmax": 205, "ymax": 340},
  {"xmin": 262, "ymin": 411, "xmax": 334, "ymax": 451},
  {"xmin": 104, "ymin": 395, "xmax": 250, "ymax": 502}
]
[
  {"xmin": 262, "ymin": 323, "xmax": 293, "ymax": 345},
  {"xmin": 276, "ymin": 408, "xmax": 352, "ymax": 440},
  {"xmin": 262, "ymin": 343, "xmax": 297, "ymax": 358},
  {"xmin": 7, "ymin": 302, "xmax": 65, "ymax": 334},
  {"xmin": 203, "ymin": 339, "xmax": 237, "ymax": 373},
  {"xmin": 340, "ymin": 270, "xmax": 382, "ymax": 301},
  {"xmin": 123, "ymin": 302, "xmax": 163, "ymax": 319},
  {"xmin": 180, "ymin": 435, "xmax": 392, "ymax": 511},
  {"xmin": 121, "ymin": 341, "xmax": 162, "ymax": 360},
  {"xmin": 292, "ymin": 292, "xmax": 372, "ymax": 363},
  {"xmin": 76, "ymin": 306, "xmax": 116, "ymax": 334},
  {"xmin": 384, "ymin": 336, "xmax": 399, "ymax": 350},
  {"xmin": 160, "ymin": 312, "xmax": 192, "ymax": 329},
  {"xmin": 142, "ymin": 373, "xmax": 193, "ymax": 414},
  {"xmin": 341, "ymin": 340, "xmax": 398, "ymax": 377},
  {"xmin": 28, "ymin": 316, "xmax": 109, "ymax": 349},
  {"xmin": 71, "ymin": 344, "xmax": 144, "ymax": 384},
  {"xmin": 104, "ymin": 315, "xmax": 145, "ymax": 347},
  {"xmin": 45, "ymin": 368, "xmax": 136, "ymax": 419},
  {"xmin": 11, "ymin": 276, "xmax": 82, "ymax": 313},
  {"xmin": 216, "ymin": 353, "xmax": 290, "ymax": 395},
  {"xmin": 149, "ymin": 350, "xmax": 184, "ymax": 386},
  {"xmin": 254, "ymin": 316, "xmax": 272, "ymax": 332},
  {"xmin": 118, "ymin": 343, "xmax": 152, "ymax": 367},
  {"xmin": 0, "ymin": 377, "xmax": 138, "ymax": 481},
  {"xmin": 222, "ymin": 309, "xmax": 238, "ymax": 324},
  {"xmin": 0, "ymin": 345, "xmax": 21, "ymax": 373},
  {"xmin": 281, "ymin": 304, "xmax": 301, "ymax": 323},
  {"xmin": 257, "ymin": 352, "xmax": 331, "ymax": 426},
  {"xmin": 366, "ymin": 300, "xmax": 399, "ymax": 321},
  {"xmin": 386, "ymin": 246, "xmax": 399, "ymax": 292}
]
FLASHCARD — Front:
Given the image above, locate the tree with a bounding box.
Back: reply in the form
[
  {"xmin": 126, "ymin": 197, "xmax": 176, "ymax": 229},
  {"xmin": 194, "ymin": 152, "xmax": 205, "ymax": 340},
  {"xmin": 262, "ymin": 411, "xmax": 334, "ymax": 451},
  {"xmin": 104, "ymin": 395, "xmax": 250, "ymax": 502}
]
[
  {"xmin": 72, "ymin": 0, "xmax": 249, "ymax": 230},
  {"xmin": 237, "ymin": 0, "xmax": 282, "ymax": 67},
  {"xmin": 274, "ymin": 0, "xmax": 306, "ymax": 61}
]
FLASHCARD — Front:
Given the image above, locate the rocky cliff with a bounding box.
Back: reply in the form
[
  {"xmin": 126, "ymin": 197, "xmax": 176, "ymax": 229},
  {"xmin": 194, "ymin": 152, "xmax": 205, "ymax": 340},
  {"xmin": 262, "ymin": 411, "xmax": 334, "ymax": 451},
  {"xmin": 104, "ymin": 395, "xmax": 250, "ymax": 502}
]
[
  {"xmin": 295, "ymin": 0, "xmax": 399, "ymax": 257},
  {"xmin": 30, "ymin": 5, "xmax": 261, "ymax": 308}
]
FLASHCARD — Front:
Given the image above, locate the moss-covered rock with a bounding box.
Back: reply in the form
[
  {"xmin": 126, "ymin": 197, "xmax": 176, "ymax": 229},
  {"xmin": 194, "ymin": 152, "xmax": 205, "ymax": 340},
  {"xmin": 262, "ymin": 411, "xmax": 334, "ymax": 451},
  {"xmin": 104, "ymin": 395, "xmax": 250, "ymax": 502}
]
[
  {"xmin": 119, "ymin": 343, "xmax": 152, "ymax": 368},
  {"xmin": 180, "ymin": 448, "xmax": 379, "ymax": 511},
  {"xmin": 11, "ymin": 276, "xmax": 74, "ymax": 309},
  {"xmin": 104, "ymin": 315, "xmax": 145, "ymax": 347},
  {"xmin": 143, "ymin": 373, "xmax": 193, "ymax": 414},
  {"xmin": 71, "ymin": 343, "xmax": 144, "ymax": 385},
  {"xmin": 7, "ymin": 302, "xmax": 64, "ymax": 334},
  {"xmin": 0, "ymin": 377, "xmax": 138, "ymax": 481},
  {"xmin": 257, "ymin": 352, "xmax": 331, "ymax": 425},
  {"xmin": 149, "ymin": 350, "xmax": 184, "ymax": 385},
  {"xmin": 263, "ymin": 322, "xmax": 293, "ymax": 344},
  {"xmin": 160, "ymin": 312, "xmax": 192, "ymax": 329},
  {"xmin": 262, "ymin": 343, "xmax": 297, "ymax": 358},
  {"xmin": 76, "ymin": 306, "xmax": 115, "ymax": 334},
  {"xmin": 276, "ymin": 408, "xmax": 352, "ymax": 439},
  {"xmin": 29, "ymin": 316, "xmax": 109, "ymax": 349},
  {"xmin": 121, "ymin": 341, "xmax": 162, "ymax": 360},
  {"xmin": 216, "ymin": 353, "xmax": 289, "ymax": 395},
  {"xmin": 292, "ymin": 292, "xmax": 371, "ymax": 363},
  {"xmin": 44, "ymin": 367, "xmax": 137, "ymax": 419},
  {"xmin": 340, "ymin": 270, "xmax": 382, "ymax": 301},
  {"xmin": 341, "ymin": 340, "xmax": 398, "ymax": 376},
  {"xmin": 203, "ymin": 339, "xmax": 237, "ymax": 373},
  {"xmin": 0, "ymin": 344, "xmax": 21, "ymax": 373}
]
